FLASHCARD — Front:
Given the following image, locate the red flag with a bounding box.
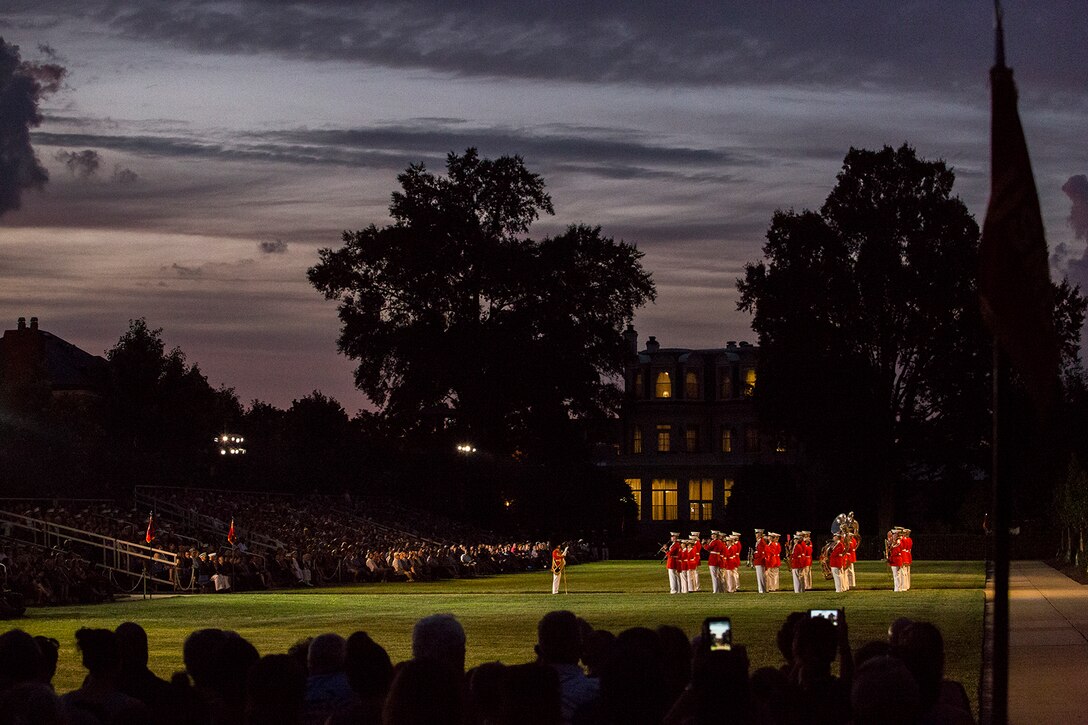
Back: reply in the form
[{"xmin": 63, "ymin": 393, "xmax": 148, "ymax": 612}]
[
  {"xmin": 145, "ymin": 513, "xmax": 156, "ymax": 544},
  {"xmin": 227, "ymin": 517, "xmax": 237, "ymax": 546},
  {"xmin": 978, "ymin": 33, "xmax": 1060, "ymax": 417}
]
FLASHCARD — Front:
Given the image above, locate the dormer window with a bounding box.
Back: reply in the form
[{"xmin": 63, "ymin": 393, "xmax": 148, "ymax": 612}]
[{"xmin": 654, "ymin": 371, "xmax": 672, "ymax": 398}]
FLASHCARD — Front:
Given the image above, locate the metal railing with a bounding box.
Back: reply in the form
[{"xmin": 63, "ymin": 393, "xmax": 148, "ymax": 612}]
[
  {"xmin": 0, "ymin": 509, "xmax": 178, "ymax": 587},
  {"xmin": 134, "ymin": 486, "xmax": 284, "ymax": 552}
]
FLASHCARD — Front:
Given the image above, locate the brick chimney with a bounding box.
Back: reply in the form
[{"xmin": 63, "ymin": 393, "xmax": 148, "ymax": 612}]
[{"xmin": 645, "ymin": 335, "xmax": 660, "ymax": 353}]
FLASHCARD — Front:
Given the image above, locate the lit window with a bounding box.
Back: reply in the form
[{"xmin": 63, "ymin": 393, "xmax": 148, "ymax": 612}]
[
  {"xmin": 655, "ymin": 371, "xmax": 672, "ymax": 398},
  {"xmin": 685, "ymin": 426, "xmax": 699, "ymax": 453},
  {"xmin": 743, "ymin": 368, "xmax": 757, "ymax": 397},
  {"xmin": 719, "ymin": 368, "xmax": 733, "ymax": 399},
  {"xmin": 634, "ymin": 369, "xmax": 645, "ymax": 399},
  {"xmin": 684, "ymin": 370, "xmax": 699, "ymax": 399},
  {"xmin": 633, "ymin": 425, "xmax": 643, "ymax": 454},
  {"xmin": 651, "ymin": 479, "xmax": 678, "ymax": 520},
  {"xmin": 745, "ymin": 426, "xmax": 761, "ymax": 453},
  {"xmin": 721, "ymin": 427, "xmax": 734, "ymax": 454},
  {"xmin": 723, "ymin": 478, "xmax": 735, "ymax": 509},
  {"xmin": 625, "ymin": 478, "xmax": 642, "ymax": 520},
  {"xmin": 688, "ymin": 478, "xmax": 713, "ymax": 521},
  {"xmin": 656, "ymin": 424, "xmax": 672, "ymax": 453}
]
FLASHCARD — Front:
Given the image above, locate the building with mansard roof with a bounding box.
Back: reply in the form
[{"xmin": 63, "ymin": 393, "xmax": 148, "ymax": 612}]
[{"xmin": 608, "ymin": 327, "xmax": 799, "ymax": 533}]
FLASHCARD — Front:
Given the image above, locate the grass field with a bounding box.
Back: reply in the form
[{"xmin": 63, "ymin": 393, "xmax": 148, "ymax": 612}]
[{"xmin": 10, "ymin": 560, "xmax": 986, "ymax": 706}]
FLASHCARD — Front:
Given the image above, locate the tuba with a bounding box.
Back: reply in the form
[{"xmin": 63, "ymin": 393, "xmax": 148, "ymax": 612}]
[{"xmin": 818, "ymin": 540, "xmax": 834, "ymax": 580}]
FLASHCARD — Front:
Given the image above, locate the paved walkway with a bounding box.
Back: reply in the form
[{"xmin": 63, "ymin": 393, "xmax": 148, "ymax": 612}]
[{"xmin": 1007, "ymin": 560, "xmax": 1088, "ymax": 724}]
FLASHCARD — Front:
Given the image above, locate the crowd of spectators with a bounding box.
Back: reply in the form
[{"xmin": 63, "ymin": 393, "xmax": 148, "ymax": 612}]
[
  {"xmin": 1, "ymin": 493, "xmax": 596, "ymax": 602},
  {"xmin": 0, "ymin": 611, "xmax": 974, "ymax": 724},
  {"xmin": 0, "ymin": 542, "xmax": 114, "ymax": 608}
]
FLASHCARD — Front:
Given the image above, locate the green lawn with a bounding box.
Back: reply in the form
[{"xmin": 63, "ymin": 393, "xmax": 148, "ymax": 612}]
[{"xmin": 10, "ymin": 560, "xmax": 985, "ymax": 707}]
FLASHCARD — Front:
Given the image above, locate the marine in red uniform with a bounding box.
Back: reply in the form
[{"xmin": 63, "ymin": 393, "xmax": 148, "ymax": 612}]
[
  {"xmin": 887, "ymin": 529, "xmax": 903, "ymax": 591},
  {"xmin": 753, "ymin": 528, "xmax": 768, "ymax": 594},
  {"xmin": 724, "ymin": 533, "xmax": 742, "ymax": 593},
  {"xmin": 899, "ymin": 527, "xmax": 913, "ymax": 591},
  {"xmin": 845, "ymin": 532, "xmax": 859, "ymax": 589},
  {"xmin": 707, "ymin": 531, "xmax": 725, "ymax": 594},
  {"xmin": 790, "ymin": 531, "xmax": 806, "ymax": 593},
  {"xmin": 689, "ymin": 532, "xmax": 702, "ymax": 593},
  {"xmin": 766, "ymin": 532, "xmax": 782, "ymax": 591},
  {"xmin": 802, "ymin": 531, "xmax": 814, "ymax": 590},
  {"xmin": 665, "ymin": 532, "xmax": 682, "ymax": 594},
  {"xmin": 829, "ymin": 533, "xmax": 848, "ymax": 592}
]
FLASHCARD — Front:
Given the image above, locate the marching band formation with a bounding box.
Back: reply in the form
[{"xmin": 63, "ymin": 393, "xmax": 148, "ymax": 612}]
[{"xmin": 660, "ymin": 514, "xmax": 915, "ymax": 594}]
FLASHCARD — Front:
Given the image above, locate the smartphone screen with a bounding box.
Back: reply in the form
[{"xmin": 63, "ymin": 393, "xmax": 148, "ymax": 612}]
[
  {"xmin": 809, "ymin": 609, "xmax": 839, "ymax": 626},
  {"xmin": 703, "ymin": 617, "xmax": 732, "ymax": 650}
]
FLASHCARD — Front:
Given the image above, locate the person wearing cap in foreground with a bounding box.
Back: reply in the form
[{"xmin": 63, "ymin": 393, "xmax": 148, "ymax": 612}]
[
  {"xmin": 664, "ymin": 532, "xmax": 682, "ymax": 594},
  {"xmin": 752, "ymin": 528, "xmax": 768, "ymax": 594}
]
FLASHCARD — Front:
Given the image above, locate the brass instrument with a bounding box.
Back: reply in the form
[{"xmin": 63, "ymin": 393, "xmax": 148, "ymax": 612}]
[{"xmin": 818, "ymin": 539, "xmax": 834, "ymax": 580}]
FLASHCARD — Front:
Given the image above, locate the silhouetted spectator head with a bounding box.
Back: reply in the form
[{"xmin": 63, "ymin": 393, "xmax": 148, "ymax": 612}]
[
  {"xmin": 411, "ymin": 614, "xmax": 466, "ymax": 674},
  {"xmin": 467, "ymin": 662, "xmax": 507, "ymax": 725},
  {"xmin": 308, "ymin": 633, "xmax": 346, "ymax": 676},
  {"xmin": 287, "ymin": 636, "xmax": 313, "ymax": 672},
  {"xmin": 580, "ymin": 629, "xmax": 614, "ymax": 678},
  {"xmin": 0, "ymin": 629, "xmax": 42, "ymax": 691},
  {"xmin": 383, "ymin": 658, "xmax": 463, "ymax": 725},
  {"xmin": 183, "ymin": 628, "xmax": 258, "ymax": 709},
  {"xmin": 894, "ymin": 621, "xmax": 944, "ymax": 710},
  {"xmin": 692, "ymin": 650, "xmax": 751, "ymax": 724},
  {"xmin": 655, "ymin": 625, "xmax": 692, "ymax": 703},
  {"xmin": 500, "ymin": 662, "xmax": 560, "ymax": 725},
  {"xmin": 184, "ymin": 628, "xmax": 228, "ymax": 689},
  {"xmin": 345, "ymin": 631, "xmax": 393, "ymax": 700},
  {"xmin": 245, "ymin": 654, "xmax": 306, "ymax": 725},
  {"xmin": 536, "ymin": 610, "xmax": 582, "ymax": 665},
  {"xmin": 75, "ymin": 627, "xmax": 122, "ymax": 681},
  {"xmin": 32, "ymin": 636, "xmax": 59, "ymax": 685},
  {"xmin": 793, "ymin": 615, "xmax": 837, "ymax": 667},
  {"xmin": 777, "ymin": 611, "xmax": 807, "ymax": 663},
  {"xmin": 851, "ymin": 655, "xmax": 920, "ymax": 725},
  {"xmin": 115, "ymin": 621, "xmax": 150, "ymax": 669},
  {"xmin": 598, "ymin": 627, "xmax": 668, "ymax": 725},
  {"xmin": 888, "ymin": 617, "xmax": 914, "ymax": 646},
  {"xmin": 750, "ymin": 666, "xmax": 801, "ymax": 725}
]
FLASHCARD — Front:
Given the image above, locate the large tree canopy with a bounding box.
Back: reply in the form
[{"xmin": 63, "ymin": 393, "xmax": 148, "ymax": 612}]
[
  {"xmin": 309, "ymin": 148, "xmax": 655, "ymax": 459},
  {"xmin": 737, "ymin": 144, "xmax": 1084, "ymax": 526}
]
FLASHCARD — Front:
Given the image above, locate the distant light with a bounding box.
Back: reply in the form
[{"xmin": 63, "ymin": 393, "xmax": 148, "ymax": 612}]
[{"xmin": 456, "ymin": 443, "xmax": 477, "ymax": 454}]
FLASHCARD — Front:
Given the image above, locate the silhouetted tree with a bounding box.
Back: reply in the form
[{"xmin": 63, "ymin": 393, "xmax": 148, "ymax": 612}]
[
  {"xmin": 737, "ymin": 145, "xmax": 1084, "ymax": 529},
  {"xmin": 309, "ymin": 148, "xmax": 655, "ymax": 462}
]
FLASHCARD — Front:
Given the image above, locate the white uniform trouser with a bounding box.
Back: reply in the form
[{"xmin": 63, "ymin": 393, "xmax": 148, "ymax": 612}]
[
  {"xmin": 846, "ymin": 562, "xmax": 856, "ymax": 588},
  {"xmin": 690, "ymin": 568, "xmax": 700, "ymax": 592},
  {"xmin": 680, "ymin": 569, "xmax": 689, "ymax": 593},
  {"xmin": 766, "ymin": 567, "xmax": 779, "ymax": 591},
  {"xmin": 803, "ymin": 565, "xmax": 812, "ymax": 590},
  {"xmin": 791, "ymin": 568, "xmax": 803, "ymax": 593},
  {"xmin": 754, "ymin": 565, "xmax": 766, "ymax": 593},
  {"xmin": 553, "ymin": 570, "xmax": 562, "ymax": 594},
  {"xmin": 709, "ymin": 565, "xmax": 721, "ymax": 593},
  {"xmin": 668, "ymin": 568, "xmax": 681, "ymax": 593},
  {"xmin": 891, "ymin": 566, "xmax": 901, "ymax": 591},
  {"xmin": 831, "ymin": 567, "xmax": 844, "ymax": 592},
  {"xmin": 901, "ymin": 565, "xmax": 911, "ymax": 590},
  {"xmin": 730, "ymin": 568, "xmax": 740, "ymax": 592}
]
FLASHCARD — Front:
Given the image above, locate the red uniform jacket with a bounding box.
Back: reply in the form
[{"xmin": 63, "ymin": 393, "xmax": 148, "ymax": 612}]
[
  {"xmin": 790, "ymin": 541, "xmax": 805, "ymax": 569},
  {"xmin": 847, "ymin": 535, "xmax": 858, "ymax": 564},
  {"xmin": 753, "ymin": 538, "xmax": 767, "ymax": 566},
  {"xmin": 829, "ymin": 541, "xmax": 847, "ymax": 569},
  {"xmin": 900, "ymin": 536, "xmax": 912, "ymax": 565},
  {"xmin": 666, "ymin": 542, "xmax": 682, "ymax": 570},
  {"xmin": 803, "ymin": 540, "xmax": 813, "ymax": 566},
  {"xmin": 888, "ymin": 539, "xmax": 903, "ymax": 567},
  {"xmin": 767, "ymin": 541, "xmax": 781, "ymax": 568},
  {"xmin": 707, "ymin": 539, "xmax": 725, "ymax": 568},
  {"xmin": 724, "ymin": 541, "xmax": 741, "ymax": 571}
]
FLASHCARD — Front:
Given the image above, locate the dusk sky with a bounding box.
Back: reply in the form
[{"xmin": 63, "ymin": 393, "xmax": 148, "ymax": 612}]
[{"xmin": 1, "ymin": 1, "xmax": 1086, "ymax": 411}]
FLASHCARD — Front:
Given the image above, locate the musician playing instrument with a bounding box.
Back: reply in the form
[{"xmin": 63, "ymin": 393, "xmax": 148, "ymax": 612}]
[
  {"xmin": 887, "ymin": 528, "xmax": 904, "ymax": 591},
  {"xmin": 899, "ymin": 527, "xmax": 913, "ymax": 590},
  {"xmin": 829, "ymin": 532, "xmax": 848, "ymax": 592},
  {"xmin": 789, "ymin": 531, "xmax": 806, "ymax": 593},
  {"xmin": 752, "ymin": 528, "xmax": 768, "ymax": 594},
  {"xmin": 664, "ymin": 532, "xmax": 682, "ymax": 594},
  {"xmin": 706, "ymin": 531, "xmax": 726, "ymax": 594},
  {"xmin": 766, "ymin": 532, "xmax": 782, "ymax": 591},
  {"xmin": 688, "ymin": 531, "xmax": 702, "ymax": 593},
  {"xmin": 551, "ymin": 542, "xmax": 568, "ymax": 594}
]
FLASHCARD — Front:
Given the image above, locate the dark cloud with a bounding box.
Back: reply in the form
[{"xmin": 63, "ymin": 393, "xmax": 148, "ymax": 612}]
[
  {"xmin": 39, "ymin": 1, "xmax": 1074, "ymax": 96},
  {"xmin": 0, "ymin": 37, "xmax": 66, "ymax": 216},
  {"xmin": 258, "ymin": 239, "xmax": 287, "ymax": 254},
  {"xmin": 1062, "ymin": 174, "xmax": 1088, "ymax": 240},
  {"xmin": 55, "ymin": 148, "xmax": 101, "ymax": 177},
  {"xmin": 112, "ymin": 165, "xmax": 138, "ymax": 184}
]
